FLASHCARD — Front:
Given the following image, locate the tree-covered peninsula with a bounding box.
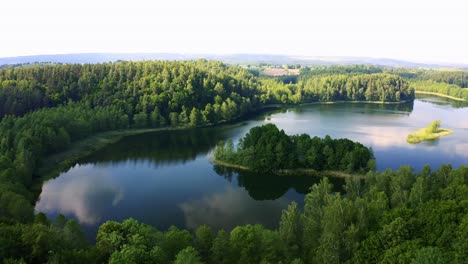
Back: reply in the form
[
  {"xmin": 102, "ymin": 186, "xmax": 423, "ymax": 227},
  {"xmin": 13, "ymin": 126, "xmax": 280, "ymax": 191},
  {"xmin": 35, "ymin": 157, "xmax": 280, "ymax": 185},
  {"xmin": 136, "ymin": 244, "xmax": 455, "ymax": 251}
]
[{"xmin": 214, "ymin": 124, "xmax": 375, "ymax": 174}]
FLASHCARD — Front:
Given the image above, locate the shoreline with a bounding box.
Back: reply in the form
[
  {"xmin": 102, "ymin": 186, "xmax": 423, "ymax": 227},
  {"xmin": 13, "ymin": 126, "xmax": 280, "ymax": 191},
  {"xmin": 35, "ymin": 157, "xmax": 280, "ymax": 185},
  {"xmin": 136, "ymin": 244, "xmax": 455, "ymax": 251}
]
[
  {"xmin": 210, "ymin": 158, "xmax": 365, "ymax": 179},
  {"xmin": 35, "ymin": 98, "xmax": 405, "ymax": 186},
  {"xmin": 415, "ymin": 91, "xmax": 466, "ymax": 102},
  {"xmin": 260, "ymin": 99, "xmax": 411, "ymax": 110}
]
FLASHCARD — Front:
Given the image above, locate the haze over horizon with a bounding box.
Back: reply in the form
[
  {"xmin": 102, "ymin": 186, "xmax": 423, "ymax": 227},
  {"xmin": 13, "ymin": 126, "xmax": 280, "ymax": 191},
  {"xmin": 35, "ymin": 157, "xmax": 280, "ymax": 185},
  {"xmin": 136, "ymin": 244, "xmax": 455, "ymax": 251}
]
[{"xmin": 1, "ymin": 0, "xmax": 467, "ymax": 64}]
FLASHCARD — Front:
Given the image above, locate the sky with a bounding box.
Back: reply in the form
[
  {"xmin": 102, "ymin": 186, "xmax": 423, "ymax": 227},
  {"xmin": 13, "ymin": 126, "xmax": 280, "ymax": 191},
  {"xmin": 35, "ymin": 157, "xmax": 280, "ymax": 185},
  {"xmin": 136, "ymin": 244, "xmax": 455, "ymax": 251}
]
[{"xmin": 1, "ymin": 0, "xmax": 467, "ymax": 64}]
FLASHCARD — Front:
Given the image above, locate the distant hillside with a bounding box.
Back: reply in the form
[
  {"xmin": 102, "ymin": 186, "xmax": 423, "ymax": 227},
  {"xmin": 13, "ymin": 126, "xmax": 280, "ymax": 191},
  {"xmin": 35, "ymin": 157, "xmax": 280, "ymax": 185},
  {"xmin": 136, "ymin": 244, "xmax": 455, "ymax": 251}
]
[{"xmin": 0, "ymin": 53, "xmax": 466, "ymax": 68}]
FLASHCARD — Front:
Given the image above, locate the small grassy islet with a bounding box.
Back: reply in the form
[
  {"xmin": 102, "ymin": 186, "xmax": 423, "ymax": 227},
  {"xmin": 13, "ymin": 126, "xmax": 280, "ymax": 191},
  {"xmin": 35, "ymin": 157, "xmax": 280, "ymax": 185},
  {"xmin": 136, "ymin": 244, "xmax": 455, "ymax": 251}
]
[{"xmin": 407, "ymin": 120, "xmax": 453, "ymax": 144}]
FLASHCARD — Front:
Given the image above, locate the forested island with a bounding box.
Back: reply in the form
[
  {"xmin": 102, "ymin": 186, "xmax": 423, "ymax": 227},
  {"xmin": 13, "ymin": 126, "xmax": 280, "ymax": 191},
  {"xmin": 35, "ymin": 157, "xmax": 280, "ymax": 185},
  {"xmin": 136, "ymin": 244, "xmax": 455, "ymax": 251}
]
[
  {"xmin": 407, "ymin": 120, "xmax": 453, "ymax": 144},
  {"xmin": 0, "ymin": 61, "xmax": 467, "ymax": 263},
  {"xmin": 214, "ymin": 124, "xmax": 375, "ymax": 174}
]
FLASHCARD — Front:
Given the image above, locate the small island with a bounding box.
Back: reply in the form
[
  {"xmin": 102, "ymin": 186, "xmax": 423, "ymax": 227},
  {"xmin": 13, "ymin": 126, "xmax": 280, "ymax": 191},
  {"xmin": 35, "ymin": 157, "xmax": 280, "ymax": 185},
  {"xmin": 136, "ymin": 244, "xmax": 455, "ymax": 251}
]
[
  {"xmin": 406, "ymin": 120, "xmax": 453, "ymax": 144},
  {"xmin": 213, "ymin": 124, "xmax": 375, "ymax": 176}
]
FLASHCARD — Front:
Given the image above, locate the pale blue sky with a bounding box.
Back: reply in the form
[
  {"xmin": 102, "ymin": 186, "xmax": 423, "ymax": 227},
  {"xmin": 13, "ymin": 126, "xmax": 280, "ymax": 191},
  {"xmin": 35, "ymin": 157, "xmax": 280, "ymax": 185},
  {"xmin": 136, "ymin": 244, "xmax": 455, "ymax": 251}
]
[{"xmin": 1, "ymin": 0, "xmax": 467, "ymax": 63}]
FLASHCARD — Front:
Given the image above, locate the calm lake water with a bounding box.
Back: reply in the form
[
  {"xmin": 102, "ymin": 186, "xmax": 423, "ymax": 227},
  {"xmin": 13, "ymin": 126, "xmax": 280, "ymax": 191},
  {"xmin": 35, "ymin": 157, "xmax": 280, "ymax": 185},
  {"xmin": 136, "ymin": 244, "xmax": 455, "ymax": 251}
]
[{"xmin": 35, "ymin": 96, "xmax": 468, "ymax": 239}]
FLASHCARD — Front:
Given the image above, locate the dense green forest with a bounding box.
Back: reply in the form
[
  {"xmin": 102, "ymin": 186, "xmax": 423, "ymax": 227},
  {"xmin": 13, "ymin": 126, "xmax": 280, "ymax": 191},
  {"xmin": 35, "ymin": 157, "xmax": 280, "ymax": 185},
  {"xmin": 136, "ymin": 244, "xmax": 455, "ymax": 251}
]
[
  {"xmin": 1, "ymin": 164, "xmax": 466, "ymax": 263},
  {"xmin": 384, "ymin": 68, "xmax": 468, "ymax": 100},
  {"xmin": 0, "ymin": 60, "xmax": 261, "ymax": 120},
  {"xmin": 299, "ymin": 65, "xmax": 384, "ymax": 78},
  {"xmin": 258, "ymin": 73, "xmax": 413, "ymax": 104},
  {"xmin": 416, "ymin": 70, "xmax": 468, "ymax": 88},
  {"xmin": 257, "ymin": 64, "xmax": 468, "ymax": 102},
  {"xmin": 214, "ymin": 124, "xmax": 375, "ymax": 173},
  {"xmin": 0, "ymin": 62, "xmax": 414, "ymax": 120},
  {"xmin": 0, "ymin": 62, "xmax": 467, "ymax": 263}
]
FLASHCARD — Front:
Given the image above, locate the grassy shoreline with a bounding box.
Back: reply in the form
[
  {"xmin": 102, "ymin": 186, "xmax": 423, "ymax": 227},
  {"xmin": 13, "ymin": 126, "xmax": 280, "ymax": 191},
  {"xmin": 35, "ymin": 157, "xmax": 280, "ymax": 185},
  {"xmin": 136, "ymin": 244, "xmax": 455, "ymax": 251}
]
[
  {"xmin": 415, "ymin": 91, "xmax": 466, "ymax": 102},
  {"xmin": 211, "ymin": 158, "xmax": 365, "ymax": 179},
  {"xmin": 406, "ymin": 128, "xmax": 453, "ymax": 144}
]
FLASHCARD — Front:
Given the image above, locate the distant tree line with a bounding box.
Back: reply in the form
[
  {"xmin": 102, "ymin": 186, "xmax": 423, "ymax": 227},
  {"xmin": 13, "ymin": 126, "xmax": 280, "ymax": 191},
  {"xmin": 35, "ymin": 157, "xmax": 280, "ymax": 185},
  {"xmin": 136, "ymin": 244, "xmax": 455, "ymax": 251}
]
[
  {"xmin": 214, "ymin": 124, "xmax": 375, "ymax": 173},
  {"xmin": 259, "ymin": 73, "xmax": 413, "ymax": 104},
  {"xmin": 298, "ymin": 65, "xmax": 468, "ymax": 101},
  {"xmin": 384, "ymin": 68, "xmax": 468, "ymax": 100},
  {"xmin": 299, "ymin": 65, "xmax": 384, "ymax": 79},
  {"xmin": 417, "ymin": 70, "xmax": 468, "ymax": 88},
  {"xmin": 411, "ymin": 80, "xmax": 468, "ymax": 101},
  {"xmin": 301, "ymin": 73, "xmax": 413, "ymax": 102}
]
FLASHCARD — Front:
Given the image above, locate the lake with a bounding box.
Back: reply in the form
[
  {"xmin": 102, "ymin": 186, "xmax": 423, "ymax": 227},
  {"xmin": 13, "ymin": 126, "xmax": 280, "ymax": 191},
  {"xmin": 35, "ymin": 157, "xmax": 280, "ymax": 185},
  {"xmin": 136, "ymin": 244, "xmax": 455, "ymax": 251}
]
[{"xmin": 35, "ymin": 96, "xmax": 468, "ymax": 239}]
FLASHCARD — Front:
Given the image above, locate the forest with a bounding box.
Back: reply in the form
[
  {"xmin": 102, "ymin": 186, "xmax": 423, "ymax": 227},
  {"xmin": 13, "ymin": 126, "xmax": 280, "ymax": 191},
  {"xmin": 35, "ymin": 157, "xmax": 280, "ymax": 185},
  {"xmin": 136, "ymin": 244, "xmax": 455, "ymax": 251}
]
[
  {"xmin": 0, "ymin": 61, "xmax": 466, "ymax": 263},
  {"xmin": 1, "ymin": 164, "xmax": 466, "ymax": 263},
  {"xmin": 214, "ymin": 124, "xmax": 375, "ymax": 173},
  {"xmin": 0, "ymin": 61, "xmax": 413, "ymax": 227},
  {"xmin": 410, "ymin": 80, "xmax": 468, "ymax": 101}
]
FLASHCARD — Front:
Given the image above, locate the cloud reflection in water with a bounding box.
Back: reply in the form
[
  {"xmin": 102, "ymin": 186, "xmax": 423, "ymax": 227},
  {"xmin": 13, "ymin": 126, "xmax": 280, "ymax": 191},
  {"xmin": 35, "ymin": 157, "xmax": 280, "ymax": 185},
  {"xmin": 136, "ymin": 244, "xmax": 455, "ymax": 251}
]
[
  {"xmin": 35, "ymin": 164, "xmax": 123, "ymax": 225},
  {"xmin": 179, "ymin": 186, "xmax": 291, "ymax": 230}
]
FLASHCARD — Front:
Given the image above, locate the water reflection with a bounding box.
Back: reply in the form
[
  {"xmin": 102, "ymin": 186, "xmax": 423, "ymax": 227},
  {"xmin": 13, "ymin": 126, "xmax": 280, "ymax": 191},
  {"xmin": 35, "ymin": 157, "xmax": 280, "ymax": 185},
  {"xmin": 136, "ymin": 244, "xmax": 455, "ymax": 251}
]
[
  {"xmin": 35, "ymin": 164, "xmax": 124, "ymax": 225},
  {"xmin": 179, "ymin": 187, "xmax": 291, "ymax": 230},
  {"xmin": 214, "ymin": 165, "xmax": 345, "ymax": 200},
  {"xmin": 81, "ymin": 128, "xmax": 228, "ymax": 165},
  {"xmin": 417, "ymin": 94, "xmax": 468, "ymax": 108},
  {"xmin": 291, "ymin": 100, "xmax": 414, "ymax": 116}
]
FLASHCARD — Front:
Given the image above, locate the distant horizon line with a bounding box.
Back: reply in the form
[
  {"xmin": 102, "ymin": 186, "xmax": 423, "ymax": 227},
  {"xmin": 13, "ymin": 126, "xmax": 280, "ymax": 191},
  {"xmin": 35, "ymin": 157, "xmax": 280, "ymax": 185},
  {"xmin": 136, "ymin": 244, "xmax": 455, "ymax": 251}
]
[{"xmin": 0, "ymin": 52, "xmax": 467, "ymax": 68}]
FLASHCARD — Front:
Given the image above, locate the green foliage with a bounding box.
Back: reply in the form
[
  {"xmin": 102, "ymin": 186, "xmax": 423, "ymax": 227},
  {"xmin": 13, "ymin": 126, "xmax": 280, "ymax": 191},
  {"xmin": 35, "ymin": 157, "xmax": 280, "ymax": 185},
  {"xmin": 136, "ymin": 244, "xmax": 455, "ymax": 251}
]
[
  {"xmin": 411, "ymin": 247, "xmax": 448, "ymax": 264},
  {"xmin": 189, "ymin": 107, "xmax": 203, "ymax": 127},
  {"xmin": 413, "ymin": 70, "xmax": 468, "ymax": 87},
  {"xmin": 0, "ymin": 214, "xmax": 89, "ymax": 264},
  {"xmin": 161, "ymin": 225, "xmax": 193, "ymax": 259},
  {"xmin": 411, "ymin": 80, "xmax": 468, "ymax": 101},
  {"xmin": 300, "ymin": 65, "xmax": 384, "ymax": 78},
  {"xmin": 109, "ymin": 244, "xmax": 166, "ymax": 264},
  {"xmin": 426, "ymin": 120, "xmax": 441, "ymax": 133},
  {"xmin": 193, "ymin": 225, "xmax": 214, "ymax": 263},
  {"xmin": 259, "ymin": 72, "xmax": 413, "ymax": 104},
  {"xmin": 279, "ymin": 202, "xmax": 303, "ymax": 260},
  {"xmin": 210, "ymin": 229, "xmax": 233, "ymax": 264},
  {"xmin": 0, "ymin": 60, "xmax": 262, "ymax": 119},
  {"xmin": 173, "ymin": 247, "xmax": 203, "ymax": 264}
]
